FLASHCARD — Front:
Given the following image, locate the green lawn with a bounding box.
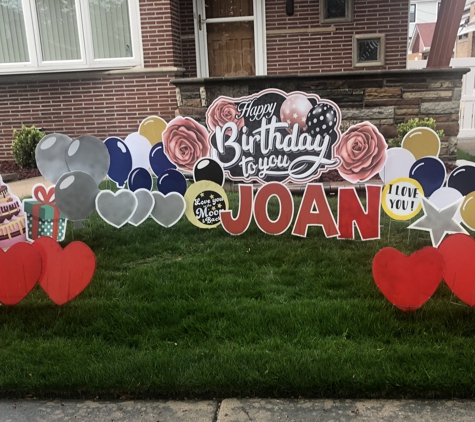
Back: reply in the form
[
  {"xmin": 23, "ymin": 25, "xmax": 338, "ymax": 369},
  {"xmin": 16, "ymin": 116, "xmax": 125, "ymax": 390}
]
[
  {"xmin": 1, "ymin": 191, "xmax": 475, "ymax": 399},
  {"xmin": 457, "ymin": 148, "xmax": 475, "ymax": 162}
]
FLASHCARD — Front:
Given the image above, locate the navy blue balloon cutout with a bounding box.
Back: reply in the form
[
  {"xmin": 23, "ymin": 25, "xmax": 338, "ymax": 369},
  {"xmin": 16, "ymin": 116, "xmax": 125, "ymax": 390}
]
[
  {"xmin": 157, "ymin": 169, "xmax": 187, "ymax": 196},
  {"xmin": 447, "ymin": 165, "xmax": 475, "ymax": 196},
  {"xmin": 104, "ymin": 137, "xmax": 132, "ymax": 188},
  {"xmin": 128, "ymin": 167, "xmax": 153, "ymax": 192},
  {"xmin": 409, "ymin": 157, "xmax": 445, "ymax": 198},
  {"xmin": 149, "ymin": 143, "xmax": 176, "ymax": 177}
]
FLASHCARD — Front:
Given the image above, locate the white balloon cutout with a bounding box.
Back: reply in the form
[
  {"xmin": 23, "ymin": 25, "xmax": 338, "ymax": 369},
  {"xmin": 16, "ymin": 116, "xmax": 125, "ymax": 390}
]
[
  {"xmin": 379, "ymin": 147, "xmax": 416, "ymax": 185},
  {"xmin": 124, "ymin": 132, "xmax": 152, "ymax": 170},
  {"xmin": 429, "ymin": 187, "xmax": 464, "ymax": 223}
]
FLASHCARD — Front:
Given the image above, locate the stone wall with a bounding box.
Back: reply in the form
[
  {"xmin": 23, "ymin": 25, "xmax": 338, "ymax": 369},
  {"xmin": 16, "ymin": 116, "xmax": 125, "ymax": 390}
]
[{"xmin": 172, "ymin": 68, "xmax": 468, "ymax": 162}]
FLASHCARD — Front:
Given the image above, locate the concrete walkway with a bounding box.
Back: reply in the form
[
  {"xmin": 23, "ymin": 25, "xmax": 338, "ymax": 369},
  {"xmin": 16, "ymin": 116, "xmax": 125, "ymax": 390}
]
[
  {"xmin": 1, "ymin": 398, "xmax": 475, "ymax": 421},
  {"xmin": 457, "ymin": 137, "xmax": 475, "ymax": 156},
  {"xmin": 6, "ymin": 176, "xmax": 52, "ymax": 199}
]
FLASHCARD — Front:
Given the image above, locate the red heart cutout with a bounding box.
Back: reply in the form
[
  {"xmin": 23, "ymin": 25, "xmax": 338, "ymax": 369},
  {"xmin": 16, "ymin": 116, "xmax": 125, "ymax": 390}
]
[
  {"xmin": 32, "ymin": 237, "xmax": 96, "ymax": 305},
  {"xmin": 372, "ymin": 247, "xmax": 445, "ymax": 311},
  {"xmin": 0, "ymin": 242, "xmax": 42, "ymax": 305},
  {"xmin": 439, "ymin": 234, "xmax": 475, "ymax": 306}
]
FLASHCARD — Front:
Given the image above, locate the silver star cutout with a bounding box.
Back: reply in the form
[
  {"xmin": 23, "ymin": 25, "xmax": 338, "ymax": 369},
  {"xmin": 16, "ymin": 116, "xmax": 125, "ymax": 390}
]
[{"xmin": 408, "ymin": 196, "xmax": 468, "ymax": 247}]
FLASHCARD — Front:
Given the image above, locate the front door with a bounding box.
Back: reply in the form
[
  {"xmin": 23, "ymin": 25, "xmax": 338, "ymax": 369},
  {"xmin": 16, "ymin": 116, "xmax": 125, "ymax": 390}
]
[{"xmin": 194, "ymin": 0, "xmax": 266, "ymax": 77}]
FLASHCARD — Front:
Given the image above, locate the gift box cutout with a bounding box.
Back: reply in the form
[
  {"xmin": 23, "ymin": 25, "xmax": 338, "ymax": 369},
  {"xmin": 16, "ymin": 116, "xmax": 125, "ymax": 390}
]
[{"xmin": 23, "ymin": 184, "xmax": 67, "ymax": 242}]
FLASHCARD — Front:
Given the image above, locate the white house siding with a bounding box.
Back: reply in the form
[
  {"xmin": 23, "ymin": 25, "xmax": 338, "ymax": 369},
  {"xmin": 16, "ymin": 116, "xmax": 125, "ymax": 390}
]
[{"xmin": 409, "ymin": 0, "xmax": 440, "ymax": 40}]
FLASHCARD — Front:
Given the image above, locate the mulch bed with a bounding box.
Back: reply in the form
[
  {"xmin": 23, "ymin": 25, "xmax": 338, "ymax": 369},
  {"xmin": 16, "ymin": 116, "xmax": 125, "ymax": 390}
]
[{"xmin": 0, "ymin": 161, "xmax": 41, "ymax": 180}]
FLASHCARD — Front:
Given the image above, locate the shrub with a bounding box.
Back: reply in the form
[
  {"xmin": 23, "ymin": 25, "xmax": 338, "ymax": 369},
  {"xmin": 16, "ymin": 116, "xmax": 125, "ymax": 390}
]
[
  {"xmin": 12, "ymin": 125, "xmax": 45, "ymax": 168},
  {"xmin": 388, "ymin": 117, "xmax": 444, "ymax": 148}
]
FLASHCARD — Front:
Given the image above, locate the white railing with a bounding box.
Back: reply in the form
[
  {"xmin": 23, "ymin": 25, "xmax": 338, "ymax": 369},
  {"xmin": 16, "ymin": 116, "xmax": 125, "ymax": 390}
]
[{"xmin": 408, "ymin": 58, "xmax": 475, "ymax": 138}]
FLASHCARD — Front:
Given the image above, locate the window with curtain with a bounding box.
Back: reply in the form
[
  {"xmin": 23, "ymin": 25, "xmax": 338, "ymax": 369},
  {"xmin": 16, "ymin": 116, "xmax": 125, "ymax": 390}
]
[
  {"xmin": 0, "ymin": 0, "xmax": 30, "ymax": 63},
  {"xmin": 0, "ymin": 0, "xmax": 140, "ymax": 73}
]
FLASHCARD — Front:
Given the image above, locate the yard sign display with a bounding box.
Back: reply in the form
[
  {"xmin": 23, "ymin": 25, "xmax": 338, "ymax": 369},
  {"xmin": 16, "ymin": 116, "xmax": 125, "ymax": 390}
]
[
  {"xmin": 203, "ymin": 89, "xmax": 386, "ymax": 239},
  {"xmin": 206, "ymin": 90, "xmax": 342, "ymax": 184},
  {"xmin": 5, "ymin": 89, "xmax": 475, "ymax": 311}
]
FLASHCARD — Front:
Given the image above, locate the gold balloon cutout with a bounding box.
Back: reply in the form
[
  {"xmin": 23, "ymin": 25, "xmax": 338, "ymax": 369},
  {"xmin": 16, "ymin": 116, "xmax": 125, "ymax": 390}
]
[
  {"xmin": 461, "ymin": 192, "xmax": 475, "ymax": 231},
  {"xmin": 401, "ymin": 127, "xmax": 441, "ymax": 160},
  {"xmin": 139, "ymin": 116, "xmax": 167, "ymax": 146}
]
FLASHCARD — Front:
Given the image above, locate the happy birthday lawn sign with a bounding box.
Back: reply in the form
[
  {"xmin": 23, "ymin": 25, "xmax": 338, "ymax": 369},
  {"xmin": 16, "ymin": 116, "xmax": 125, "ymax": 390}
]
[
  {"xmin": 204, "ymin": 89, "xmax": 386, "ymax": 238},
  {"xmin": 5, "ymin": 89, "xmax": 475, "ymax": 311}
]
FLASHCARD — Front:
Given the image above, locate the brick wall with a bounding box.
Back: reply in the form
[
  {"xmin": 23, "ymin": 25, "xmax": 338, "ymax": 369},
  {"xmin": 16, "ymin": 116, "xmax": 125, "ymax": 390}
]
[
  {"xmin": 265, "ymin": 0, "xmax": 409, "ymax": 74},
  {"xmin": 0, "ymin": 0, "xmax": 183, "ymax": 158},
  {"xmin": 178, "ymin": 0, "xmax": 409, "ymax": 78},
  {"xmin": 0, "ymin": 0, "xmax": 411, "ymax": 157},
  {"xmin": 141, "ymin": 0, "xmax": 182, "ymax": 68},
  {"xmin": 180, "ymin": 0, "xmax": 198, "ymax": 77},
  {"xmin": 0, "ymin": 74, "xmax": 179, "ymax": 159},
  {"xmin": 456, "ymin": 3, "xmax": 475, "ymax": 58},
  {"xmin": 173, "ymin": 68, "xmax": 467, "ymax": 162},
  {"xmin": 456, "ymin": 38, "xmax": 471, "ymax": 58}
]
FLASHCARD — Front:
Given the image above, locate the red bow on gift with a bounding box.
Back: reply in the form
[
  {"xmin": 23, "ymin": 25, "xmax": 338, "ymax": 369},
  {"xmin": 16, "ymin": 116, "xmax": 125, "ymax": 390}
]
[
  {"xmin": 33, "ymin": 185, "xmax": 55, "ymax": 205},
  {"xmin": 31, "ymin": 185, "xmax": 60, "ymax": 240}
]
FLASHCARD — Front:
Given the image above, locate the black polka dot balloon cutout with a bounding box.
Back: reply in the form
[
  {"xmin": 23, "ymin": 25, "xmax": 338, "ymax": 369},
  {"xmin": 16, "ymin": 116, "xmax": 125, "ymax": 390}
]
[
  {"xmin": 193, "ymin": 157, "xmax": 225, "ymax": 187},
  {"xmin": 305, "ymin": 103, "xmax": 338, "ymax": 138}
]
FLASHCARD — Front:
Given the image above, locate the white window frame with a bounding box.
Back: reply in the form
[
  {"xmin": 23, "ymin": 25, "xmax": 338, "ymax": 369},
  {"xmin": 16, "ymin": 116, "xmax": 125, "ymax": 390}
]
[
  {"xmin": 409, "ymin": 3, "xmax": 416, "ymax": 23},
  {"xmin": 0, "ymin": 0, "xmax": 143, "ymax": 75},
  {"xmin": 193, "ymin": 0, "xmax": 267, "ymax": 78}
]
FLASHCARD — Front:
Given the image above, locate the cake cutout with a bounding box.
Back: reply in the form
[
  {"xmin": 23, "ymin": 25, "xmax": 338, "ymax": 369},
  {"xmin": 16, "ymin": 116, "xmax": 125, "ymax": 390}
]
[{"xmin": 0, "ymin": 176, "xmax": 26, "ymax": 249}]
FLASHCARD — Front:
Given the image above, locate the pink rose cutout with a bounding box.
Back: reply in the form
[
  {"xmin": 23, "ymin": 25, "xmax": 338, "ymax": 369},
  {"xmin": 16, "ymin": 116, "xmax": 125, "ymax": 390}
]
[
  {"xmin": 162, "ymin": 116, "xmax": 210, "ymax": 172},
  {"xmin": 206, "ymin": 99, "xmax": 244, "ymax": 133},
  {"xmin": 335, "ymin": 122, "xmax": 387, "ymax": 183}
]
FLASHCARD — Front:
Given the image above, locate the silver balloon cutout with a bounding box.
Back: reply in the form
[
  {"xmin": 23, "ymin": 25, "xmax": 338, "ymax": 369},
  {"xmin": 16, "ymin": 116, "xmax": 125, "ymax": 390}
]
[
  {"xmin": 66, "ymin": 135, "xmax": 110, "ymax": 185},
  {"xmin": 96, "ymin": 189, "xmax": 137, "ymax": 229},
  {"xmin": 55, "ymin": 171, "xmax": 100, "ymax": 228},
  {"xmin": 35, "ymin": 133, "xmax": 73, "ymax": 184},
  {"xmin": 150, "ymin": 192, "xmax": 186, "ymax": 228},
  {"xmin": 129, "ymin": 189, "xmax": 154, "ymax": 226}
]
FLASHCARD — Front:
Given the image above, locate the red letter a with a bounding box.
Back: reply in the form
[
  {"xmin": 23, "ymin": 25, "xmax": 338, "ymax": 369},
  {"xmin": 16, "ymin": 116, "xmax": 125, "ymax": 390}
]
[{"xmin": 292, "ymin": 183, "xmax": 339, "ymax": 238}]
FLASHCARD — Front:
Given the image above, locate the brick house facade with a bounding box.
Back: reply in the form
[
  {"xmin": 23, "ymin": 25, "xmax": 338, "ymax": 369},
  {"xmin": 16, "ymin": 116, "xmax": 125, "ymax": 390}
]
[
  {"xmin": 180, "ymin": 0, "xmax": 410, "ymax": 77},
  {"xmin": 1, "ymin": 0, "xmax": 462, "ymax": 160}
]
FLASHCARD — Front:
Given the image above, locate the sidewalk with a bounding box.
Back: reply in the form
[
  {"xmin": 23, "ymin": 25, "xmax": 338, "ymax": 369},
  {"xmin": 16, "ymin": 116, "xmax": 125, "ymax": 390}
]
[
  {"xmin": 457, "ymin": 137, "xmax": 475, "ymax": 156},
  {"xmin": 6, "ymin": 176, "xmax": 52, "ymax": 199},
  {"xmin": 1, "ymin": 398, "xmax": 475, "ymax": 421}
]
